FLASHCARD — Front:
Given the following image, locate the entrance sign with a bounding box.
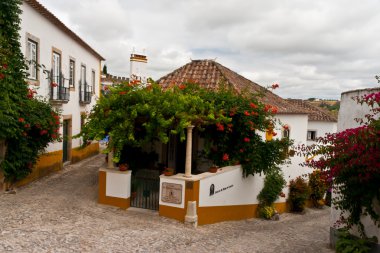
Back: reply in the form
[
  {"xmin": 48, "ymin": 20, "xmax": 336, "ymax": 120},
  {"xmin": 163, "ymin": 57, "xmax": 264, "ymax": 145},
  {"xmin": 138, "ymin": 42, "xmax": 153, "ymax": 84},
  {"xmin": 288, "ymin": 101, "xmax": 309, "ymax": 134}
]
[{"xmin": 161, "ymin": 182, "xmax": 182, "ymax": 204}]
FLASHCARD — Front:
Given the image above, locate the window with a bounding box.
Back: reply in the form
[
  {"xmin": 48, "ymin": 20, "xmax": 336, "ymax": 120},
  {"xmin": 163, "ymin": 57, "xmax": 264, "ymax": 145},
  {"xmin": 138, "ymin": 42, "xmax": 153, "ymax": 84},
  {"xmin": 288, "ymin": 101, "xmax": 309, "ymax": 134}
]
[
  {"xmin": 52, "ymin": 52, "xmax": 61, "ymax": 84},
  {"xmin": 27, "ymin": 39, "xmax": 38, "ymax": 80},
  {"xmin": 69, "ymin": 60, "xmax": 75, "ymax": 88},
  {"xmin": 307, "ymin": 130, "xmax": 317, "ymax": 141},
  {"xmin": 81, "ymin": 65, "xmax": 86, "ymax": 84},
  {"xmin": 282, "ymin": 126, "xmax": 290, "ymax": 139},
  {"xmin": 91, "ymin": 70, "xmax": 95, "ymax": 94}
]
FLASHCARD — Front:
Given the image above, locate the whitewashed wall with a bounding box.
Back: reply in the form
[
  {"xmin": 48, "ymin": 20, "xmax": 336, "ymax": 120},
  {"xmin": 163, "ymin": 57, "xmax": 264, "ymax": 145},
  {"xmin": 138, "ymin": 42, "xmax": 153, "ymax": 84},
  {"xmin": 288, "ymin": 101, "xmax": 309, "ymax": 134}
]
[
  {"xmin": 20, "ymin": 2, "xmax": 101, "ymax": 152},
  {"xmin": 332, "ymin": 88, "xmax": 380, "ymax": 240},
  {"xmin": 199, "ymin": 165, "xmax": 262, "ymax": 207},
  {"xmin": 306, "ymin": 121, "xmax": 337, "ymax": 146}
]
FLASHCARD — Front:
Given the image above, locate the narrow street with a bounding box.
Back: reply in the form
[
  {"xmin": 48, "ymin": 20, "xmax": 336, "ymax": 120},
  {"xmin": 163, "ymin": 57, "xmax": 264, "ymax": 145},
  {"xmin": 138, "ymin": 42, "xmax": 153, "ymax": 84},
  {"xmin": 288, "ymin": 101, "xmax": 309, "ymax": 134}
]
[{"xmin": 0, "ymin": 154, "xmax": 333, "ymax": 252}]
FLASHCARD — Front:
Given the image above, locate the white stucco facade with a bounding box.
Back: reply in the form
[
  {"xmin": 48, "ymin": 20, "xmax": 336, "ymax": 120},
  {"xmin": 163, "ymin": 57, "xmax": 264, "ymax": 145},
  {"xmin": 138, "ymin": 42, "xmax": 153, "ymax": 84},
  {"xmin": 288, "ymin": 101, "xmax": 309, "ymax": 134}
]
[
  {"xmin": 20, "ymin": 1, "xmax": 103, "ymax": 154},
  {"xmin": 307, "ymin": 121, "xmax": 337, "ymax": 146}
]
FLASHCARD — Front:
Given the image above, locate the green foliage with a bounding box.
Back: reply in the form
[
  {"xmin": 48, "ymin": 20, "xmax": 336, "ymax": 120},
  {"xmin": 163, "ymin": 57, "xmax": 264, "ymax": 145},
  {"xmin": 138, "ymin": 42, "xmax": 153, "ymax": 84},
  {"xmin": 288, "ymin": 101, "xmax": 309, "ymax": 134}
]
[
  {"xmin": 258, "ymin": 205, "xmax": 276, "ymax": 220},
  {"xmin": 288, "ymin": 176, "xmax": 310, "ymax": 212},
  {"xmin": 258, "ymin": 168, "xmax": 286, "ymax": 207},
  {"xmin": 308, "ymin": 170, "xmax": 327, "ymax": 207},
  {"xmin": 199, "ymin": 86, "xmax": 292, "ymax": 177},
  {"xmin": 80, "ymin": 81, "xmax": 291, "ymax": 177},
  {"xmin": 257, "ymin": 168, "xmax": 286, "ymax": 219},
  {"xmin": 102, "ymin": 64, "xmax": 107, "ymax": 75},
  {"xmin": 0, "ymin": 0, "xmax": 61, "ymax": 183},
  {"xmin": 336, "ymin": 229, "xmax": 375, "ymax": 253}
]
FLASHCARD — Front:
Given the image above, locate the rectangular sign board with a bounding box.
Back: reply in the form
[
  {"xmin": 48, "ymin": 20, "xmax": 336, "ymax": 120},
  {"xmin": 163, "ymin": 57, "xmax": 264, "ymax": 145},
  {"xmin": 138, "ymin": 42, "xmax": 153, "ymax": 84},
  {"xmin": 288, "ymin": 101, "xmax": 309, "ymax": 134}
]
[{"xmin": 161, "ymin": 182, "xmax": 182, "ymax": 204}]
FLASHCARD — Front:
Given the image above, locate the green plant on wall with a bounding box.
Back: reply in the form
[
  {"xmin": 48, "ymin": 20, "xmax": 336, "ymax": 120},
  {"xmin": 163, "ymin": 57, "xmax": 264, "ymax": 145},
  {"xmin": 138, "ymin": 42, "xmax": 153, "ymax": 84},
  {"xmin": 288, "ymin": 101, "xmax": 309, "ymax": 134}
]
[
  {"xmin": 0, "ymin": 0, "xmax": 61, "ymax": 184},
  {"xmin": 257, "ymin": 167, "xmax": 286, "ymax": 219},
  {"xmin": 288, "ymin": 176, "xmax": 310, "ymax": 212},
  {"xmin": 308, "ymin": 169, "xmax": 327, "ymax": 208}
]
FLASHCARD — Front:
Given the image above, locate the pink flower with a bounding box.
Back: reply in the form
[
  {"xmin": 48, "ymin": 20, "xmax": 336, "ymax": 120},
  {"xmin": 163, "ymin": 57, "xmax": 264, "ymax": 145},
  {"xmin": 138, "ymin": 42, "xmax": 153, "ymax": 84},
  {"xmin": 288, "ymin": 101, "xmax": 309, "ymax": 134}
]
[{"xmin": 244, "ymin": 137, "xmax": 250, "ymax": 142}]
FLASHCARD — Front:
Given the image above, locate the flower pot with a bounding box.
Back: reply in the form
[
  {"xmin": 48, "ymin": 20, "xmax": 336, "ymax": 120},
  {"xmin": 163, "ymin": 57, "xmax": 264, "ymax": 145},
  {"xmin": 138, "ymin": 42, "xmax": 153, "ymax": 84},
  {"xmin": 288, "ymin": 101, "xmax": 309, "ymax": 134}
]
[
  {"xmin": 209, "ymin": 166, "xmax": 218, "ymax": 173},
  {"xmin": 164, "ymin": 171, "xmax": 173, "ymax": 176},
  {"xmin": 118, "ymin": 164, "xmax": 129, "ymax": 171}
]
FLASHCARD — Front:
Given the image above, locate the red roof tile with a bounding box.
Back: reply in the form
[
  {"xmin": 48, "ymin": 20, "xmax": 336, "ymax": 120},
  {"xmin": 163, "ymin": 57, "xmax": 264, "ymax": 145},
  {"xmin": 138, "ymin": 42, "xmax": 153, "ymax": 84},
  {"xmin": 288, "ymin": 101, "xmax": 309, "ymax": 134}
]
[
  {"xmin": 286, "ymin": 99, "xmax": 337, "ymax": 122},
  {"xmin": 157, "ymin": 60, "xmax": 308, "ymax": 114}
]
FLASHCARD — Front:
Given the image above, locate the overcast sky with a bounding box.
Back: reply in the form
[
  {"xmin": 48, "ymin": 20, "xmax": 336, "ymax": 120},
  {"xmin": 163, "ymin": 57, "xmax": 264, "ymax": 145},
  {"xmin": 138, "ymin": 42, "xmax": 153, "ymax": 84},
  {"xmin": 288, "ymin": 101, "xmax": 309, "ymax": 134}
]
[{"xmin": 37, "ymin": 0, "xmax": 380, "ymax": 99}]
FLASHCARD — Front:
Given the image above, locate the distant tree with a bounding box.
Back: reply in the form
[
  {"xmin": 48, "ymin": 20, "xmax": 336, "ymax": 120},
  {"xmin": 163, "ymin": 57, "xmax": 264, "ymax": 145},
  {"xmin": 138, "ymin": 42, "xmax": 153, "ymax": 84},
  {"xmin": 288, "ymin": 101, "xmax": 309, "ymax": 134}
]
[
  {"xmin": 307, "ymin": 98, "xmax": 316, "ymax": 101},
  {"xmin": 102, "ymin": 64, "xmax": 108, "ymax": 75}
]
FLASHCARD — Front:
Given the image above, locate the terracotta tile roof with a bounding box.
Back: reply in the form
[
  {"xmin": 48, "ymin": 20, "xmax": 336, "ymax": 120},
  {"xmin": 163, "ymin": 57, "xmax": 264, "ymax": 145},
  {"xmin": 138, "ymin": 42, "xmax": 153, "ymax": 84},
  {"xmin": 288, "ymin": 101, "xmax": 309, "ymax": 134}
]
[
  {"xmin": 286, "ymin": 99, "xmax": 337, "ymax": 122},
  {"xmin": 24, "ymin": 0, "xmax": 105, "ymax": 61},
  {"xmin": 157, "ymin": 59, "xmax": 309, "ymax": 114}
]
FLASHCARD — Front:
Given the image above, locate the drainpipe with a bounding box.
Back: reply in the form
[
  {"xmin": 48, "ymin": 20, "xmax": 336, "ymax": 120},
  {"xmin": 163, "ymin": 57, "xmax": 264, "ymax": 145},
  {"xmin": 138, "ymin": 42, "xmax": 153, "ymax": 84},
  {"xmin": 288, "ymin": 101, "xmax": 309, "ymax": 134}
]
[{"xmin": 184, "ymin": 125, "xmax": 194, "ymax": 178}]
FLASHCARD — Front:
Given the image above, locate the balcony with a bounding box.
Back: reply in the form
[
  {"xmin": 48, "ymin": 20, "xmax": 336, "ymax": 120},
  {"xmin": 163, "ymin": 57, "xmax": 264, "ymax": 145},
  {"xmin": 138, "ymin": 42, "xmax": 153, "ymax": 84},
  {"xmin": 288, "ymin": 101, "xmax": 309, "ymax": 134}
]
[
  {"xmin": 79, "ymin": 81, "xmax": 92, "ymax": 104},
  {"xmin": 50, "ymin": 71, "xmax": 70, "ymax": 103}
]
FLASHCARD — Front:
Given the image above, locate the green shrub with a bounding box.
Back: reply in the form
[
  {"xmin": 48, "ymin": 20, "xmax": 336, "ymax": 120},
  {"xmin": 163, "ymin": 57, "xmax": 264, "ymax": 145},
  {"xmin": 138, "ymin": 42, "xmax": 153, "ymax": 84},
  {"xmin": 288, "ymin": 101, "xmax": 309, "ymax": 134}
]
[
  {"xmin": 308, "ymin": 170, "xmax": 327, "ymax": 207},
  {"xmin": 258, "ymin": 205, "xmax": 276, "ymax": 220},
  {"xmin": 288, "ymin": 176, "xmax": 310, "ymax": 212},
  {"xmin": 257, "ymin": 168, "xmax": 286, "ymax": 219},
  {"xmin": 336, "ymin": 229, "xmax": 375, "ymax": 253}
]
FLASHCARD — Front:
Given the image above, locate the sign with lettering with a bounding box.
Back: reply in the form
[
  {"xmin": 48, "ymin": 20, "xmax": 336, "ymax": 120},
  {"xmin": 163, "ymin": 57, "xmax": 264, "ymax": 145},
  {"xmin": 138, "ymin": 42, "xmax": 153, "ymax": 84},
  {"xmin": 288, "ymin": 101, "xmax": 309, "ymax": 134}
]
[{"xmin": 161, "ymin": 182, "xmax": 182, "ymax": 204}]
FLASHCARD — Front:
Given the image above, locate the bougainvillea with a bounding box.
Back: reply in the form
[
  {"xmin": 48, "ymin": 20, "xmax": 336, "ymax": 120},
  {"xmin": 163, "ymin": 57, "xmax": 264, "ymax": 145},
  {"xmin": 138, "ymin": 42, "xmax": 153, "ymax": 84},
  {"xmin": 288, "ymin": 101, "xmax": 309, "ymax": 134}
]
[
  {"xmin": 299, "ymin": 89, "xmax": 380, "ymax": 236},
  {"xmin": 80, "ymin": 81, "xmax": 291, "ymax": 177}
]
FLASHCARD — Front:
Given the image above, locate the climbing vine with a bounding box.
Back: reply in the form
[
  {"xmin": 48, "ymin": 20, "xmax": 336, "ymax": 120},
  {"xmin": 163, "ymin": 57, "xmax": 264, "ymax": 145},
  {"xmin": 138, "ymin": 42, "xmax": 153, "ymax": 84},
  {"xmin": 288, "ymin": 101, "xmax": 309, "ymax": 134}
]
[
  {"xmin": 0, "ymin": 0, "xmax": 61, "ymax": 183},
  {"xmin": 81, "ymin": 80, "xmax": 291, "ymax": 176}
]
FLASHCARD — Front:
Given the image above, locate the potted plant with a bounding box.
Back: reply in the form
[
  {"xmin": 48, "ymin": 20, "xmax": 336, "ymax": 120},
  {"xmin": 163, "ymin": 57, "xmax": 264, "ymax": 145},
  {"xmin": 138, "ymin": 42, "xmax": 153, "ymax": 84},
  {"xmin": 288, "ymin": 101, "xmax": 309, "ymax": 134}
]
[
  {"xmin": 118, "ymin": 163, "xmax": 129, "ymax": 171},
  {"xmin": 209, "ymin": 164, "xmax": 218, "ymax": 173},
  {"xmin": 164, "ymin": 167, "xmax": 174, "ymax": 176}
]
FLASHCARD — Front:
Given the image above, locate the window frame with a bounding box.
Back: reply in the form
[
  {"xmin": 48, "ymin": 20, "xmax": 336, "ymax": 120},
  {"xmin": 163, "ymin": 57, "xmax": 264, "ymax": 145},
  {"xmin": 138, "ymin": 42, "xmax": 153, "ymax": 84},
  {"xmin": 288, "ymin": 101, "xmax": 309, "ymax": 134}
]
[
  {"xmin": 25, "ymin": 33, "xmax": 40, "ymax": 85},
  {"xmin": 69, "ymin": 58, "xmax": 76, "ymax": 90},
  {"xmin": 91, "ymin": 69, "xmax": 96, "ymax": 94},
  {"xmin": 307, "ymin": 130, "xmax": 317, "ymax": 141}
]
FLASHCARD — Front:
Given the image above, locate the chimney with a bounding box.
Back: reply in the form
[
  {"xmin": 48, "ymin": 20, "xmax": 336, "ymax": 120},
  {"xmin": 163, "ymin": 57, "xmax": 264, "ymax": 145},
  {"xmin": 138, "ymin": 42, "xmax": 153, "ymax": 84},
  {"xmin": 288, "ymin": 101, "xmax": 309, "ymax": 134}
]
[{"xmin": 130, "ymin": 53, "xmax": 148, "ymax": 85}]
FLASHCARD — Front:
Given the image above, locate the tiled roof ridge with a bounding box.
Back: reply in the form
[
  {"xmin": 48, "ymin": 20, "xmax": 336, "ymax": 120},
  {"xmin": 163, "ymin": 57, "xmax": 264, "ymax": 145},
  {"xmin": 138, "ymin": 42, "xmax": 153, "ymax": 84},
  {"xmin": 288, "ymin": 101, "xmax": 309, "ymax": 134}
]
[
  {"xmin": 157, "ymin": 59, "xmax": 310, "ymax": 115},
  {"xmin": 24, "ymin": 0, "xmax": 105, "ymax": 61},
  {"xmin": 286, "ymin": 99, "xmax": 337, "ymax": 122}
]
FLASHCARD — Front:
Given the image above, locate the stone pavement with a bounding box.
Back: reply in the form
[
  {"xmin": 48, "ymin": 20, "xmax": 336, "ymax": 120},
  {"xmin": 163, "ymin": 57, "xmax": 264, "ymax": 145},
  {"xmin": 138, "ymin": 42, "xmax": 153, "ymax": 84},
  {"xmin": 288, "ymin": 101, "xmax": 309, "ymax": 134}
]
[{"xmin": 0, "ymin": 154, "xmax": 333, "ymax": 253}]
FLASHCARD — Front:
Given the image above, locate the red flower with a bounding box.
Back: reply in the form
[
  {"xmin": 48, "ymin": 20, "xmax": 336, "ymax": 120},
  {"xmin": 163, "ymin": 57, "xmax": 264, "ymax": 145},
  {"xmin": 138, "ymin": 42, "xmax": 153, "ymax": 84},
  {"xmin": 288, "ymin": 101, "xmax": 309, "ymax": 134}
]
[
  {"xmin": 216, "ymin": 123, "xmax": 225, "ymax": 131},
  {"xmin": 2, "ymin": 64, "xmax": 7, "ymax": 69},
  {"xmin": 244, "ymin": 137, "xmax": 250, "ymax": 142},
  {"xmin": 271, "ymin": 107, "xmax": 278, "ymax": 114},
  {"xmin": 18, "ymin": 118, "xmax": 25, "ymax": 123},
  {"xmin": 283, "ymin": 124, "xmax": 289, "ymax": 130},
  {"xmin": 119, "ymin": 91, "xmax": 127, "ymax": 95},
  {"xmin": 0, "ymin": 73, "xmax": 4, "ymax": 80},
  {"xmin": 222, "ymin": 153, "xmax": 229, "ymax": 161},
  {"xmin": 24, "ymin": 124, "xmax": 30, "ymax": 128},
  {"xmin": 51, "ymin": 82, "xmax": 58, "ymax": 87},
  {"xmin": 251, "ymin": 111, "xmax": 258, "ymax": 116},
  {"xmin": 250, "ymin": 102, "xmax": 257, "ymax": 109},
  {"xmin": 244, "ymin": 111, "xmax": 250, "ymax": 116},
  {"xmin": 39, "ymin": 130, "xmax": 48, "ymax": 135},
  {"xmin": 239, "ymin": 149, "xmax": 244, "ymax": 153},
  {"xmin": 271, "ymin": 83, "xmax": 279, "ymax": 89},
  {"xmin": 104, "ymin": 86, "xmax": 109, "ymax": 91},
  {"xmin": 273, "ymin": 132, "xmax": 277, "ymax": 136},
  {"xmin": 51, "ymin": 134, "xmax": 57, "ymax": 139},
  {"xmin": 279, "ymin": 192, "xmax": 285, "ymax": 198},
  {"xmin": 179, "ymin": 84, "xmax": 186, "ymax": 90}
]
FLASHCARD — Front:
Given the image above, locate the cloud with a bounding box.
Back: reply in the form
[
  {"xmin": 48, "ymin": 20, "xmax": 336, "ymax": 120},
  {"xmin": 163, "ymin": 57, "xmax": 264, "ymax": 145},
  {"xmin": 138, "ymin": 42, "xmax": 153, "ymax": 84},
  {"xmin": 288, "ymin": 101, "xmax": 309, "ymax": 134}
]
[{"xmin": 37, "ymin": 0, "xmax": 380, "ymax": 99}]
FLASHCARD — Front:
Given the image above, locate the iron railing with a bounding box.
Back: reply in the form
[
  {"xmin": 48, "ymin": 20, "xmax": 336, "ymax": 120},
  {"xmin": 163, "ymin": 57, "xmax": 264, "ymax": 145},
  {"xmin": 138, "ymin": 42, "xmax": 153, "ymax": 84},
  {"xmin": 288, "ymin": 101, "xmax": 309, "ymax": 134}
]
[
  {"xmin": 79, "ymin": 81, "xmax": 91, "ymax": 104},
  {"xmin": 50, "ymin": 70, "xmax": 70, "ymax": 102}
]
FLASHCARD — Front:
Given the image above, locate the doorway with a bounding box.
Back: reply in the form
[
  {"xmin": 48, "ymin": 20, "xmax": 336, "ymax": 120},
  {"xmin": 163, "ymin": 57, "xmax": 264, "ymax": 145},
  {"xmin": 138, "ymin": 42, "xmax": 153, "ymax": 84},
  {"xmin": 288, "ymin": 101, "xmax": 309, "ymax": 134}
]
[{"xmin": 62, "ymin": 118, "xmax": 72, "ymax": 162}]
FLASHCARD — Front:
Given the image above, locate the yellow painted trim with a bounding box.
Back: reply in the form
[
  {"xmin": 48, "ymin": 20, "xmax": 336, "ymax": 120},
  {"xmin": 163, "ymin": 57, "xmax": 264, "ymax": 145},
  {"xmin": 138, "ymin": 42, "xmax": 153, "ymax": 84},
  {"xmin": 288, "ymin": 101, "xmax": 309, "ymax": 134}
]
[
  {"xmin": 198, "ymin": 204, "xmax": 258, "ymax": 225},
  {"xmin": 98, "ymin": 170, "xmax": 130, "ymax": 209},
  {"xmin": 15, "ymin": 150, "xmax": 63, "ymax": 187},
  {"xmin": 71, "ymin": 142, "xmax": 99, "ymax": 164},
  {"xmin": 159, "ymin": 205, "xmax": 186, "ymax": 222},
  {"xmin": 274, "ymin": 202, "xmax": 289, "ymax": 213}
]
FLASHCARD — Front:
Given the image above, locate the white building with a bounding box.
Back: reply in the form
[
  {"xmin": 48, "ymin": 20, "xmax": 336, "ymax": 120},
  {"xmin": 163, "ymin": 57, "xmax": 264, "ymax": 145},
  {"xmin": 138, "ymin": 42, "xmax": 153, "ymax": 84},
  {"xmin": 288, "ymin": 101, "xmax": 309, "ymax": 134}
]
[
  {"xmin": 286, "ymin": 99, "xmax": 337, "ymax": 146},
  {"xmin": 18, "ymin": 0, "xmax": 104, "ymax": 185}
]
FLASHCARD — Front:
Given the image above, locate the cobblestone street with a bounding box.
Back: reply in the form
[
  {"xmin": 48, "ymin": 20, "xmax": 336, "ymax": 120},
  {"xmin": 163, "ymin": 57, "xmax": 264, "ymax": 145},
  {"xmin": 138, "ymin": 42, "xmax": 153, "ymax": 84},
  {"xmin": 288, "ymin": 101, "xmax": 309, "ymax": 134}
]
[{"xmin": 0, "ymin": 154, "xmax": 333, "ymax": 252}]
